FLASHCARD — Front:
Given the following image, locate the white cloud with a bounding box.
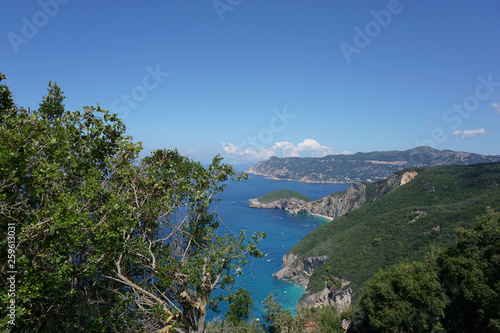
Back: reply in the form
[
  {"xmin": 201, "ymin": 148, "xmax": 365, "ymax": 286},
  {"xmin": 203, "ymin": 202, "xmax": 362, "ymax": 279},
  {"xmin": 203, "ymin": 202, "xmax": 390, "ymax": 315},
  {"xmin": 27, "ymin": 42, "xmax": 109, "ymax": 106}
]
[
  {"xmin": 222, "ymin": 139, "xmax": 334, "ymax": 161},
  {"xmin": 452, "ymin": 128, "xmax": 488, "ymax": 139},
  {"xmin": 492, "ymin": 102, "xmax": 500, "ymax": 114},
  {"xmin": 221, "ymin": 143, "xmax": 239, "ymax": 155}
]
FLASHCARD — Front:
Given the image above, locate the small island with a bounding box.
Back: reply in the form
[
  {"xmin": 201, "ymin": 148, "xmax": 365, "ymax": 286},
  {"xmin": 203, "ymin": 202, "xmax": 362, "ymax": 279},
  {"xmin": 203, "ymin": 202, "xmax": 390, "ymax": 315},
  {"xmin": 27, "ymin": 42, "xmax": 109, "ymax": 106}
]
[
  {"xmin": 251, "ymin": 189, "xmax": 312, "ymax": 204},
  {"xmin": 248, "ymin": 189, "xmax": 338, "ymax": 221},
  {"xmin": 248, "ymin": 181, "xmax": 370, "ymax": 221}
]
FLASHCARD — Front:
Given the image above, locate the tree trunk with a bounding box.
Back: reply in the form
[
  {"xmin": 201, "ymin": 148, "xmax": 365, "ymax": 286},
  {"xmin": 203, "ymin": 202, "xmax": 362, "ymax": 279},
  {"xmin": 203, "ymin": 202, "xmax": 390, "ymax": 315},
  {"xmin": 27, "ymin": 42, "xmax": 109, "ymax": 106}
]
[{"xmin": 195, "ymin": 311, "xmax": 206, "ymax": 333}]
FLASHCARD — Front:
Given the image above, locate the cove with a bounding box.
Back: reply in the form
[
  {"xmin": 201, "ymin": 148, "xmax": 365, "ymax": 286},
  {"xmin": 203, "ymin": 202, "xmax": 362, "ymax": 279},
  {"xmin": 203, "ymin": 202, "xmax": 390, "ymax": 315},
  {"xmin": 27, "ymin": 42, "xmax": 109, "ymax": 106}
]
[{"xmin": 210, "ymin": 174, "xmax": 350, "ymax": 320}]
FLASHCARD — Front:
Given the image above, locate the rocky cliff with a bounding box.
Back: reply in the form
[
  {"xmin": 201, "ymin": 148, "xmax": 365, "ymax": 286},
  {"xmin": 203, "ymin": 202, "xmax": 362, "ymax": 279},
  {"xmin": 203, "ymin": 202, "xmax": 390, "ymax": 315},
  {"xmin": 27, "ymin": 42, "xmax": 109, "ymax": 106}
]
[
  {"xmin": 272, "ymin": 253, "xmax": 354, "ymax": 311},
  {"xmin": 272, "ymin": 253, "xmax": 329, "ymax": 288},
  {"xmin": 249, "ymin": 182, "xmax": 366, "ymax": 219},
  {"xmin": 296, "ymin": 285, "xmax": 354, "ymax": 312}
]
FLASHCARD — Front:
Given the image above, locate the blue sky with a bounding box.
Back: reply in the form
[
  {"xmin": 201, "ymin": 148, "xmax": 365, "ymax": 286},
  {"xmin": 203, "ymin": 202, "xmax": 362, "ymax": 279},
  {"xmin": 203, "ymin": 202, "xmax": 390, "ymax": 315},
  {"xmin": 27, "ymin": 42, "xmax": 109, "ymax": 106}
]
[{"xmin": 2, "ymin": 0, "xmax": 500, "ymax": 165}]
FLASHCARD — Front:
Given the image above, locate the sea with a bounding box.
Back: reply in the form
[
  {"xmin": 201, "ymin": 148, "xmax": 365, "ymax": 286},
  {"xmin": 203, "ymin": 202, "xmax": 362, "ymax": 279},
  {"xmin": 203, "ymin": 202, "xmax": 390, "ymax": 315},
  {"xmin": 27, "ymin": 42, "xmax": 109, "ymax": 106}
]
[{"xmin": 209, "ymin": 174, "xmax": 350, "ymax": 321}]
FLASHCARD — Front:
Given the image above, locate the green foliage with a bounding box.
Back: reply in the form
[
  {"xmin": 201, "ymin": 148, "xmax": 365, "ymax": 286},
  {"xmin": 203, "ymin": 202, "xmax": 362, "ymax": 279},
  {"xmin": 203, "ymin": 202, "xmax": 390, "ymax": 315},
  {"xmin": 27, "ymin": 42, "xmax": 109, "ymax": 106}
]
[
  {"xmin": 325, "ymin": 275, "xmax": 342, "ymax": 291},
  {"xmin": 0, "ymin": 73, "xmax": 15, "ymax": 113},
  {"xmin": 38, "ymin": 81, "xmax": 65, "ymax": 120},
  {"xmin": 0, "ymin": 77, "xmax": 265, "ymax": 333},
  {"xmin": 372, "ymin": 237, "xmax": 382, "ymax": 246},
  {"xmin": 206, "ymin": 319, "xmax": 263, "ymax": 333},
  {"xmin": 438, "ymin": 208, "xmax": 500, "ymax": 332},
  {"xmin": 359, "ymin": 259, "xmax": 447, "ymax": 332},
  {"xmin": 358, "ymin": 209, "xmax": 500, "ymax": 332},
  {"xmin": 261, "ymin": 294, "xmax": 351, "ymax": 333},
  {"xmin": 257, "ymin": 189, "xmax": 312, "ymax": 204},
  {"xmin": 307, "ymin": 265, "xmax": 344, "ymax": 294},
  {"xmin": 297, "ymin": 306, "xmax": 354, "ymax": 333},
  {"xmin": 225, "ymin": 288, "xmax": 253, "ymax": 325},
  {"xmin": 262, "ymin": 294, "xmax": 294, "ymax": 333},
  {"xmin": 0, "ymin": 101, "xmax": 131, "ymax": 331}
]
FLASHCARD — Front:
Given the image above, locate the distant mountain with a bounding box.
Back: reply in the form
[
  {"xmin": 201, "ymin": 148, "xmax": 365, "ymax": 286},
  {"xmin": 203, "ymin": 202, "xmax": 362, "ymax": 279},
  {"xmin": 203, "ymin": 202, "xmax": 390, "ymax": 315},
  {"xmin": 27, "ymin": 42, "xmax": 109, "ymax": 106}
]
[
  {"xmin": 246, "ymin": 146, "xmax": 500, "ymax": 183},
  {"xmin": 267, "ymin": 163, "xmax": 500, "ymax": 311}
]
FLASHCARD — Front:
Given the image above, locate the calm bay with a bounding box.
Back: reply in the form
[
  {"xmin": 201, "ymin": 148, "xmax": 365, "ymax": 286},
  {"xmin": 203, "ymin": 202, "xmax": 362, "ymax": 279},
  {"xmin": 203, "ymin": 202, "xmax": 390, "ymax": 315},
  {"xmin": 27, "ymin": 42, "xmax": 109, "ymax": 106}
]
[{"xmin": 211, "ymin": 175, "xmax": 350, "ymax": 320}]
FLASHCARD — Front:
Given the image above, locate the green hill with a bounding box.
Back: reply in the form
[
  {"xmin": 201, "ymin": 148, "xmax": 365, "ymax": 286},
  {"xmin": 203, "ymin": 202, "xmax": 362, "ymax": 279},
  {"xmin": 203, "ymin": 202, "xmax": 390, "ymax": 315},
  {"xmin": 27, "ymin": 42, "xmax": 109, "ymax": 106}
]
[
  {"xmin": 287, "ymin": 163, "xmax": 500, "ymax": 298},
  {"xmin": 257, "ymin": 190, "xmax": 312, "ymax": 204}
]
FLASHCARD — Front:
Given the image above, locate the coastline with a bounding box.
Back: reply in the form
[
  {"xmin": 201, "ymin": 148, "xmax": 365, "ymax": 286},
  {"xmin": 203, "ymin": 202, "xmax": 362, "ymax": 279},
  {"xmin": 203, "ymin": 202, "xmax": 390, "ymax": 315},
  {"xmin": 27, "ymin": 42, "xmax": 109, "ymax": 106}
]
[
  {"xmin": 245, "ymin": 171, "xmax": 352, "ymax": 184},
  {"xmin": 248, "ymin": 198, "xmax": 335, "ymax": 221},
  {"xmin": 247, "ymin": 198, "xmax": 260, "ymax": 207}
]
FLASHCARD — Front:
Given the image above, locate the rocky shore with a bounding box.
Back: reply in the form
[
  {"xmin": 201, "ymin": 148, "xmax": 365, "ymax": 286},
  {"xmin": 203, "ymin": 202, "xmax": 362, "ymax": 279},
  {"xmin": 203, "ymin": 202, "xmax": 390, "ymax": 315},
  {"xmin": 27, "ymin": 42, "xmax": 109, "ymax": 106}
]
[
  {"xmin": 248, "ymin": 182, "xmax": 366, "ymax": 220},
  {"xmin": 272, "ymin": 253, "xmax": 354, "ymax": 311}
]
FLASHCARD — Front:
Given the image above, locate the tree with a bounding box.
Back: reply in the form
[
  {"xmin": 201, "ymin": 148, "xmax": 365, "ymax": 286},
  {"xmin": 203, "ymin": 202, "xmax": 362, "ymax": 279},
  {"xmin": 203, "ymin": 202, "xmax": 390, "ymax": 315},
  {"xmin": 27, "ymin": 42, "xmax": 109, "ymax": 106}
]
[
  {"xmin": 225, "ymin": 287, "xmax": 253, "ymax": 325},
  {"xmin": 438, "ymin": 208, "xmax": 500, "ymax": 332},
  {"xmin": 0, "ymin": 77, "xmax": 264, "ymax": 332},
  {"xmin": 359, "ymin": 257, "xmax": 447, "ymax": 333},
  {"xmin": 1, "ymin": 97, "xmax": 132, "ymax": 331},
  {"xmin": 38, "ymin": 80, "xmax": 65, "ymax": 120},
  {"xmin": 0, "ymin": 73, "xmax": 15, "ymax": 114},
  {"xmin": 262, "ymin": 294, "xmax": 295, "ymax": 333},
  {"xmin": 102, "ymin": 149, "xmax": 265, "ymax": 332}
]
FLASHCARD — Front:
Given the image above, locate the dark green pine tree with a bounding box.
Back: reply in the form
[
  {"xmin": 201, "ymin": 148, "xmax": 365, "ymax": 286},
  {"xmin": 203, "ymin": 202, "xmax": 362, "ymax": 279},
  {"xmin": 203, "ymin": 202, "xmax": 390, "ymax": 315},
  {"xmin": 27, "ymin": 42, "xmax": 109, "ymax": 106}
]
[
  {"xmin": 39, "ymin": 80, "xmax": 65, "ymax": 120},
  {"xmin": 0, "ymin": 73, "xmax": 15, "ymax": 114}
]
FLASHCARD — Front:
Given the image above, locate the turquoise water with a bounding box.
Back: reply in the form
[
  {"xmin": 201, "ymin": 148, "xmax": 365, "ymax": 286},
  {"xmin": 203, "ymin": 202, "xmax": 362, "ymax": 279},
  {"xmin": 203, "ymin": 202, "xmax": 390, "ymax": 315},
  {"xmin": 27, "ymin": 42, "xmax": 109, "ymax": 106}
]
[{"xmin": 210, "ymin": 175, "xmax": 350, "ymax": 320}]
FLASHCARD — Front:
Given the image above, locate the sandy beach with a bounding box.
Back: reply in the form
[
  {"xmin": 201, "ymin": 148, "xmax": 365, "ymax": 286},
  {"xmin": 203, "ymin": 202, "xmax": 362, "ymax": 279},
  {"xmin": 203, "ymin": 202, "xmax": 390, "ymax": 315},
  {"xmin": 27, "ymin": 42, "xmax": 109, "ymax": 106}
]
[{"xmin": 309, "ymin": 213, "xmax": 334, "ymax": 221}]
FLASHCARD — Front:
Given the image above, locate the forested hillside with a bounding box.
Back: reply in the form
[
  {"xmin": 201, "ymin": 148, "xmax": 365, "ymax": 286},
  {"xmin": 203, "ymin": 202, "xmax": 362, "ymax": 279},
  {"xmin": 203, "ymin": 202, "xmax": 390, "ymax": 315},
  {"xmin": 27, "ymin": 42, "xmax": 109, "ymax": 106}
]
[{"xmin": 286, "ymin": 163, "xmax": 500, "ymax": 298}]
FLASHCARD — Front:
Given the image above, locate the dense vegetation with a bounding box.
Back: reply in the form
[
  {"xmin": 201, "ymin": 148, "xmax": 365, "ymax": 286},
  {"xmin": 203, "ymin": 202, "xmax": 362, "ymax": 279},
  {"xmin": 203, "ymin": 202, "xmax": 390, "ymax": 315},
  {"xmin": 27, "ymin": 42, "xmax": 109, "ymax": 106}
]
[
  {"xmin": 247, "ymin": 148, "xmax": 500, "ymax": 183},
  {"xmin": 360, "ymin": 208, "xmax": 500, "ymax": 332},
  {"xmin": 0, "ymin": 74, "xmax": 265, "ymax": 333},
  {"xmin": 257, "ymin": 190, "xmax": 312, "ymax": 204},
  {"xmin": 206, "ymin": 209, "xmax": 500, "ymax": 332},
  {"xmin": 290, "ymin": 163, "xmax": 500, "ymax": 294},
  {"xmin": 205, "ymin": 294, "xmax": 355, "ymax": 332}
]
